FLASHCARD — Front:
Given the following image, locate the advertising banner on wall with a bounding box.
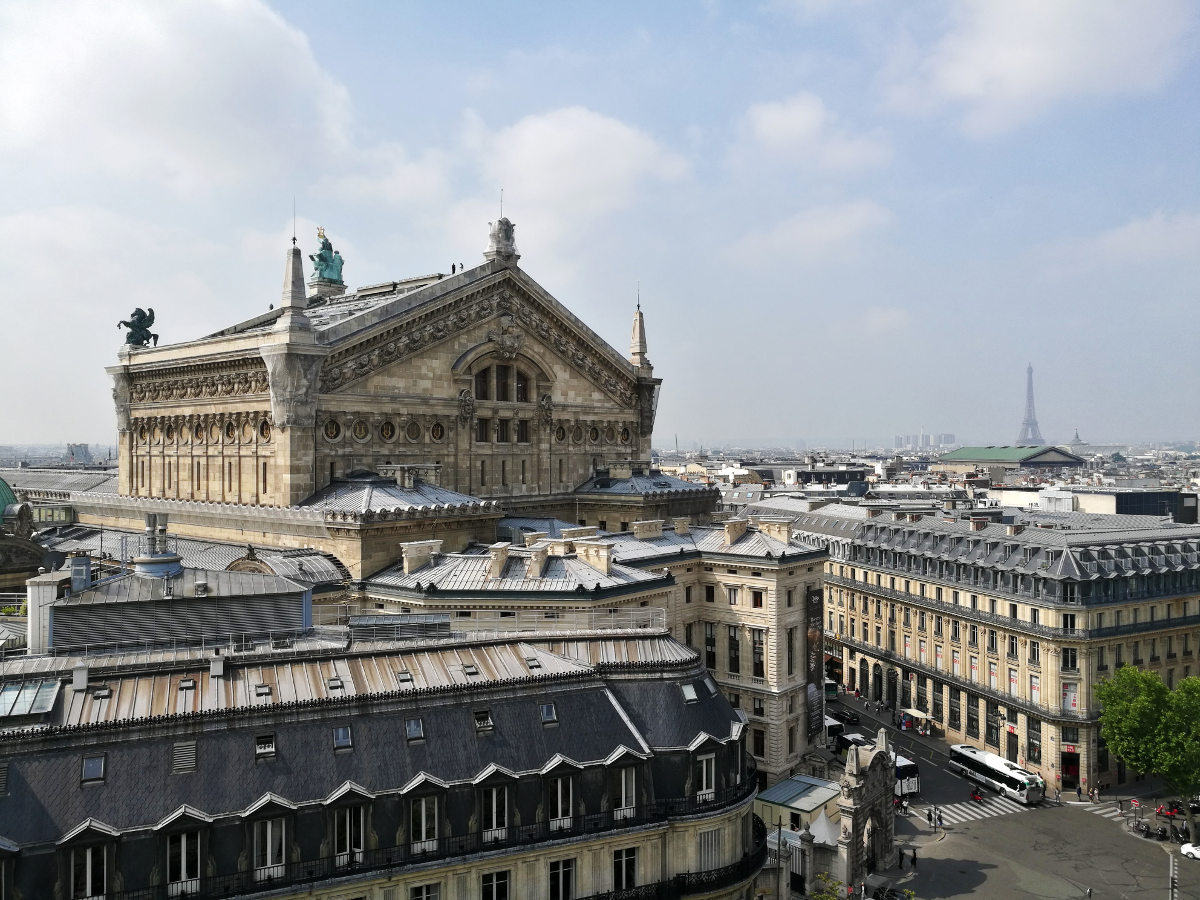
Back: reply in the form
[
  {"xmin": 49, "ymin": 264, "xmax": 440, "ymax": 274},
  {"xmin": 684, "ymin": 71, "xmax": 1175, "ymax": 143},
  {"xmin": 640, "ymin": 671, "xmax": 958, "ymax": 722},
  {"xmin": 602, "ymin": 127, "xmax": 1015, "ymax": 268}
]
[{"xmin": 806, "ymin": 588, "xmax": 824, "ymax": 741}]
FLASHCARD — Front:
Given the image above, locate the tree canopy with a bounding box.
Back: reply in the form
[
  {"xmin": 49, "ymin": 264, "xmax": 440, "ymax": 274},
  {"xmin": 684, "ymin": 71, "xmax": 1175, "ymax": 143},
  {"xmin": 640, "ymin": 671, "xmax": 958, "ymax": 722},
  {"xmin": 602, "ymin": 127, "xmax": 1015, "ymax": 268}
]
[{"xmin": 1096, "ymin": 667, "xmax": 1200, "ymax": 834}]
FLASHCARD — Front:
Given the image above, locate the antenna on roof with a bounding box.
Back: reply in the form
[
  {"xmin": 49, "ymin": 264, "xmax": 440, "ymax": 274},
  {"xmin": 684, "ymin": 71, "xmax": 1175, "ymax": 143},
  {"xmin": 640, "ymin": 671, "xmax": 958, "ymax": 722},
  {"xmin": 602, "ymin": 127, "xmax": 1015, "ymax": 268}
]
[{"xmin": 499, "ymin": 187, "xmax": 504, "ymax": 218}]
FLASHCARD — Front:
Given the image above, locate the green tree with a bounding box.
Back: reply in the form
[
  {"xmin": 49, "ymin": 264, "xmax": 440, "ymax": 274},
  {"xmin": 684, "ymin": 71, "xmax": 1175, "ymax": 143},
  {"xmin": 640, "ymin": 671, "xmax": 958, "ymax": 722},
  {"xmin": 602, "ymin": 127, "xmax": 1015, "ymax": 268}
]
[
  {"xmin": 1096, "ymin": 667, "xmax": 1200, "ymax": 837},
  {"xmin": 809, "ymin": 872, "xmax": 844, "ymax": 900}
]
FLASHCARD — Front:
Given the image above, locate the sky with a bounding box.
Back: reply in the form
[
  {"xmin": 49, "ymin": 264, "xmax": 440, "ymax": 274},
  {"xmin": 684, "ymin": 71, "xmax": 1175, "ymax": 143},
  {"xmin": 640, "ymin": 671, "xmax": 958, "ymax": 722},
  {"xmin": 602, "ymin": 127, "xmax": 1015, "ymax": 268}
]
[{"xmin": 2, "ymin": 0, "xmax": 1198, "ymax": 451}]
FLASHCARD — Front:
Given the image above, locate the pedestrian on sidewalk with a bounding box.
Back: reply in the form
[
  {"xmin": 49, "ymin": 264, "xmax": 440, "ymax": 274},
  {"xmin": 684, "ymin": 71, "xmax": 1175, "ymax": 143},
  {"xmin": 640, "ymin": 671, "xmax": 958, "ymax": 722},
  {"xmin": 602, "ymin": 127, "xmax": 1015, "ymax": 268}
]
[
  {"xmin": 937, "ymin": 810, "xmax": 944, "ymax": 829},
  {"xmin": 899, "ymin": 849, "xmax": 905, "ymax": 870},
  {"xmin": 1077, "ymin": 784, "xmax": 1083, "ymax": 801},
  {"xmin": 912, "ymin": 848, "xmax": 917, "ymax": 869},
  {"xmin": 1055, "ymin": 788, "xmax": 1061, "ymax": 804},
  {"xmin": 927, "ymin": 808, "xmax": 934, "ymax": 827}
]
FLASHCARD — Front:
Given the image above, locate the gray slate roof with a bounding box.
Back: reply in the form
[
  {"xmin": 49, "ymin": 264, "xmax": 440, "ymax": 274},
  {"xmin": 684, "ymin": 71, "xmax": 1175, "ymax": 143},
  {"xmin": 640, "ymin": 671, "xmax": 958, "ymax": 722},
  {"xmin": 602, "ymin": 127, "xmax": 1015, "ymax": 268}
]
[{"xmin": 300, "ymin": 471, "xmax": 488, "ymax": 513}]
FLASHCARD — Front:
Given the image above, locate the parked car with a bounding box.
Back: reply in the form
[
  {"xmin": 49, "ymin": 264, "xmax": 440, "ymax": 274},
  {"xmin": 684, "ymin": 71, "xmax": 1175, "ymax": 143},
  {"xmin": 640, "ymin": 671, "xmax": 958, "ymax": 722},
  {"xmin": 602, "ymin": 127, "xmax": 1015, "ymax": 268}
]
[
  {"xmin": 1182, "ymin": 842, "xmax": 1199, "ymax": 860},
  {"xmin": 827, "ymin": 703, "xmax": 860, "ymax": 725}
]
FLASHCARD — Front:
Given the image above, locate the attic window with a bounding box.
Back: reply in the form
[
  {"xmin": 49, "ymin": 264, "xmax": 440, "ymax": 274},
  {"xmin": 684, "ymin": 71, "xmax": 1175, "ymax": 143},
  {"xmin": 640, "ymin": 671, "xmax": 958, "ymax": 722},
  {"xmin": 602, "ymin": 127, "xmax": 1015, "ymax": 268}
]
[
  {"xmin": 255, "ymin": 734, "xmax": 276, "ymax": 758},
  {"xmin": 474, "ymin": 709, "xmax": 494, "ymax": 732},
  {"xmin": 92, "ymin": 686, "xmax": 111, "ymax": 699},
  {"xmin": 681, "ymin": 683, "xmax": 699, "ymax": 703},
  {"xmin": 327, "ymin": 676, "xmax": 344, "ymax": 690},
  {"xmin": 396, "ymin": 670, "xmax": 414, "ymax": 685},
  {"xmin": 406, "ymin": 717, "xmax": 425, "ymax": 741},
  {"xmin": 81, "ymin": 754, "xmax": 106, "ymax": 784},
  {"xmin": 540, "ymin": 702, "xmax": 557, "ymax": 725},
  {"xmin": 704, "ymin": 676, "xmax": 718, "ymax": 696},
  {"xmin": 255, "ymin": 683, "xmax": 272, "ymax": 697},
  {"xmin": 463, "ymin": 663, "xmax": 479, "ymax": 677},
  {"xmin": 178, "ymin": 678, "xmax": 195, "ymax": 691},
  {"xmin": 526, "ymin": 656, "xmax": 543, "ymax": 669},
  {"xmin": 0, "ymin": 761, "xmax": 8, "ymax": 795},
  {"xmin": 333, "ymin": 725, "xmax": 353, "ymax": 750}
]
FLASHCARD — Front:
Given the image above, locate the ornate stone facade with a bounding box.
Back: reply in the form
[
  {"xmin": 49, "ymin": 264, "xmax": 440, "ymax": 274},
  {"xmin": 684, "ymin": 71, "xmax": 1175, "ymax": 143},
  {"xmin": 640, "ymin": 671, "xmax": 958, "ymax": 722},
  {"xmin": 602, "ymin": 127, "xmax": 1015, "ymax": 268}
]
[{"xmin": 106, "ymin": 225, "xmax": 663, "ymax": 523}]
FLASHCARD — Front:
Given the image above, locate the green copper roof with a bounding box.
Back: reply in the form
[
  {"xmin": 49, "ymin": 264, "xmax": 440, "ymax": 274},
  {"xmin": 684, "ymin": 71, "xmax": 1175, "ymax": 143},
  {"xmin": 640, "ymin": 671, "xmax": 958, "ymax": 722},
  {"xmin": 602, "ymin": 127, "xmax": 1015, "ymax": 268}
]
[
  {"xmin": 938, "ymin": 446, "xmax": 1057, "ymax": 462},
  {"xmin": 0, "ymin": 477, "xmax": 15, "ymax": 510}
]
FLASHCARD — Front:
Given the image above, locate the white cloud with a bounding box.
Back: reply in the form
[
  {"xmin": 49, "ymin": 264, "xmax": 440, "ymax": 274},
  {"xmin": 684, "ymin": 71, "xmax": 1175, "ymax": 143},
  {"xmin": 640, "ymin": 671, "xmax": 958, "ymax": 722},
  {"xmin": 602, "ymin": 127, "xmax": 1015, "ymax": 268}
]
[
  {"xmin": 743, "ymin": 92, "xmax": 890, "ymax": 172},
  {"xmin": 1043, "ymin": 211, "xmax": 1200, "ymax": 272},
  {"xmin": 862, "ymin": 306, "xmax": 910, "ymax": 335},
  {"xmin": 0, "ymin": 0, "xmax": 351, "ymax": 192},
  {"xmin": 884, "ymin": 0, "xmax": 1198, "ymax": 135},
  {"xmin": 446, "ymin": 107, "xmax": 689, "ymax": 269},
  {"xmin": 725, "ymin": 200, "xmax": 892, "ymax": 266}
]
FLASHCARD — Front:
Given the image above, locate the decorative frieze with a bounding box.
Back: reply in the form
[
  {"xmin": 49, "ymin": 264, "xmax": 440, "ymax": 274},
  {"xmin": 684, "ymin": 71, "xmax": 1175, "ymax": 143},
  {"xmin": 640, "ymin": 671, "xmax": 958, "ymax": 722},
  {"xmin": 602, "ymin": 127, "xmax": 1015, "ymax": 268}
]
[{"xmin": 128, "ymin": 365, "xmax": 269, "ymax": 404}]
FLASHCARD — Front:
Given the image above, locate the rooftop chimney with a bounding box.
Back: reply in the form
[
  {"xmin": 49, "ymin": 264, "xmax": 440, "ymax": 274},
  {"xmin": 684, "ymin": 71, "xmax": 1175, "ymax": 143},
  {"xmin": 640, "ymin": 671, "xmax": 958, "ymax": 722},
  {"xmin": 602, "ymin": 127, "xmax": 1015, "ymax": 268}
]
[
  {"xmin": 574, "ymin": 540, "xmax": 613, "ymax": 576},
  {"xmin": 970, "ymin": 517, "xmax": 988, "ymax": 532},
  {"xmin": 523, "ymin": 531, "xmax": 548, "ymax": 547},
  {"xmin": 632, "ymin": 520, "xmax": 664, "ymax": 540},
  {"xmin": 400, "ymin": 540, "xmax": 443, "ymax": 575},
  {"xmin": 1006, "ymin": 523, "xmax": 1026, "ymax": 536},
  {"xmin": 69, "ymin": 552, "xmax": 92, "ymax": 594},
  {"xmin": 72, "ymin": 664, "xmax": 89, "ymax": 692},
  {"xmin": 562, "ymin": 526, "xmax": 599, "ymax": 540},
  {"xmin": 526, "ymin": 546, "xmax": 548, "ymax": 579},
  {"xmin": 755, "ymin": 518, "xmax": 791, "ymax": 542},
  {"xmin": 673, "ymin": 517, "xmax": 690, "ymax": 536},
  {"xmin": 724, "ymin": 519, "xmax": 748, "ymax": 545},
  {"xmin": 487, "ymin": 542, "xmax": 511, "ymax": 580},
  {"xmin": 210, "ymin": 653, "xmax": 225, "ymax": 678}
]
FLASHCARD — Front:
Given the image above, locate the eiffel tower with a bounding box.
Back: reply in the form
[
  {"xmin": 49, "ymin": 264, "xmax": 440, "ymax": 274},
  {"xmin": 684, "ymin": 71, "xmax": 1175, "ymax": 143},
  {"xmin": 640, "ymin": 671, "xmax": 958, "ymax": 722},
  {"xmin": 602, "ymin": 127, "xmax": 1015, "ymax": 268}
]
[{"xmin": 1017, "ymin": 363, "xmax": 1044, "ymax": 444}]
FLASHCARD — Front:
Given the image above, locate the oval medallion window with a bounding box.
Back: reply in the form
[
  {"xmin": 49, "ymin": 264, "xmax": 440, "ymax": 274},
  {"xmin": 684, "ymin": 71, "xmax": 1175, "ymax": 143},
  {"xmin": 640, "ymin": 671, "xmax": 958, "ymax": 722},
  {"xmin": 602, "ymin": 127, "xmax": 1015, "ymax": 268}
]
[
  {"xmin": 324, "ymin": 420, "xmax": 342, "ymax": 441},
  {"xmin": 604, "ymin": 425, "xmax": 615, "ymax": 444},
  {"xmin": 241, "ymin": 421, "xmax": 254, "ymax": 442},
  {"xmin": 430, "ymin": 422, "xmax": 445, "ymax": 442},
  {"xmin": 620, "ymin": 427, "xmax": 631, "ymax": 444},
  {"xmin": 151, "ymin": 424, "xmax": 163, "ymax": 444},
  {"xmin": 380, "ymin": 421, "xmax": 396, "ymax": 442},
  {"xmin": 352, "ymin": 419, "xmax": 370, "ymax": 442},
  {"xmin": 405, "ymin": 420, "xmax": 423, "ymax": 442},
  {"xmin": 224, "ymin": 422, "xmax": 237, "ymax": 442},
  {"xmin": 138, "ymin": 425, "xmax": 148, "ymax": 443},
  {"xmin": 555, "ymin": 426, "xmax": 566, "ymax": 443},
  {"xmin": 588, "ymin": 426, "xmax": 600, "ymax": 443},
  {"xmin": 209, "ymin": 423, "xmax": 221, "ymax": 443},
  {"xmin": 258, "ymin": 420, "xmax": 272, "ymax": 441},
  {"xmin": 571, "ymin": 425, "xmax": 584, "ymax": 444},
  {"xmin": 164, "ymin": 424, "xmax": 175, "ymax": 442}
]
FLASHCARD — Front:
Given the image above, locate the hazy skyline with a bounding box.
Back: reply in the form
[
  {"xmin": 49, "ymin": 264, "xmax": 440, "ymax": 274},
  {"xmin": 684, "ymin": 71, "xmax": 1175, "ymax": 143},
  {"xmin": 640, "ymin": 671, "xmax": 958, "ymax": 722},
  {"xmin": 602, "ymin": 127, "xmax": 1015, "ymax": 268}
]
[{"xmin": 2, "ymin": 1, "xmax": 1197, "ymax": 448}]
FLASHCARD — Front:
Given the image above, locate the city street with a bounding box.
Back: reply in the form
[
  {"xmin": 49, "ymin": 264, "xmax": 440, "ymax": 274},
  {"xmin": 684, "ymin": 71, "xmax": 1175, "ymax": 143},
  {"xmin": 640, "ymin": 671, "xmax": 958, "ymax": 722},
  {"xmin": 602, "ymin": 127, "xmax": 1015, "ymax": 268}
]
[{"xmin": 831, "ymin": 696, "xmax": 1199, "ymax": 899}]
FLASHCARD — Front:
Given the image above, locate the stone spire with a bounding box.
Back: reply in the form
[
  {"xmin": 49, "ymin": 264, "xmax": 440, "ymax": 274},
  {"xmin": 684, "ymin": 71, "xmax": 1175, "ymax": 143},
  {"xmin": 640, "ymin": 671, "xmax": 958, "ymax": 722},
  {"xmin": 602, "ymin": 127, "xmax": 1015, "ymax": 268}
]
[
  {"xmin": 275, "ymin": 242, "xmax": 313, "ymax": 333},
  {"xmin": 483, "ymin": 217, "xmax": 520, "ymax": 265},
  {"xmin": 629, "ymin": 303, "xmax": 650, "ymax": 369},
  {"xmin": 281, "ymin": 242, "xmax": 307, "ymax": 310}
]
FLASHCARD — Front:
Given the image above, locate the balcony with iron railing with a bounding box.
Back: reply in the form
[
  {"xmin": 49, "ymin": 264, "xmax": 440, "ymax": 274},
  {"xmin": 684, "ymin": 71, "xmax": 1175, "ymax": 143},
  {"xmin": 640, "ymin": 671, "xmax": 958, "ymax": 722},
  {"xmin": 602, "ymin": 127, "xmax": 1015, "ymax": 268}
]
[
  {"xmin": 72, "ymin": 768, "xmax": 760, "ymax": 900},
  {"xmin": 827, "ymin": 573, "xmax": 1200, "ymax": 642}
]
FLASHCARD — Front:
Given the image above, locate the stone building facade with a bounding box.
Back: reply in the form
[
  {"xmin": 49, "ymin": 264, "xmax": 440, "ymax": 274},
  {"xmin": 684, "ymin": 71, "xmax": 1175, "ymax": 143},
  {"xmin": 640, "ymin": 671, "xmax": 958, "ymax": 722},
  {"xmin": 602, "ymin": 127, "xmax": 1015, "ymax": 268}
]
[
  {"xmin": 107, "ymin": 221, "xmax": 660, "ymax": 516},
  {"xmin": 790, "ymin": 504, "xmax": 1200, "ymax": 794}
]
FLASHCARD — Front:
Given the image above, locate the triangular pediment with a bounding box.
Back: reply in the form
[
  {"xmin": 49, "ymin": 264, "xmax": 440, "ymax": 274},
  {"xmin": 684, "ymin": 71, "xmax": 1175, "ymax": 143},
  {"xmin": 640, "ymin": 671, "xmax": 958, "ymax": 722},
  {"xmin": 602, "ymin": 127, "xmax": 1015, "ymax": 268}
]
[{"xmin": 316, "ymin": 264, "xmax": 641, "ymax": 407}]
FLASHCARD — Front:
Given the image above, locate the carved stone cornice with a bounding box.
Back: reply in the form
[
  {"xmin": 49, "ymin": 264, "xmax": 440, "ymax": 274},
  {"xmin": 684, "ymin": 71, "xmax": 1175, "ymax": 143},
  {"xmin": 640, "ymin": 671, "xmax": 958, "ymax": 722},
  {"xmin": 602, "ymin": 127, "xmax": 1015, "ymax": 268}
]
[
  {"xmin": 129, "ymin": 362, "xmax": 269, "ymax": 404},
  {"xmin": 319, "ymin": 284, "xmax": 638, "ymax": 407}
]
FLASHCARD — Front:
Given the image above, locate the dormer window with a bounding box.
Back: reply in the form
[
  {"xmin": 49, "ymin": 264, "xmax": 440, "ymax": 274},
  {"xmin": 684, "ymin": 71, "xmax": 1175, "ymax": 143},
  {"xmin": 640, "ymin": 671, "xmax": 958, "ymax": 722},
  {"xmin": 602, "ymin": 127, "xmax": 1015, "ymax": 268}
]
[
  {"xmin": 81, "ymin": 754, "xmax": 106, "ymax": 784},
  {"xmin": 681, "ymin": 683, "xmax": 699, "ymax": 703},
  {"xmin": 540, "ymin": 702, "xmax": 557, "ymax": 725},
  {"xmin": 463, "ymin": 663, "xmax": 479, "ymax": 677},
  {"xmin": 396, "ymin": 670, "xmax": 414, "ymax": 685},
  {"xmin": 92, "ymin": 685, "xmax": 111, "ymax": 700},
  {"xmin": 406, "ymin": 717, "xmax": 425, "ymax": 741},
  {"xmin": 255, "ymin": 734, "xmax": 276, "ymax": 759},
  {"xmin": 255, "ymin": 683, "xmax": 271, "ymax": 698},
  {"xmin": 178, "ymin": 678, "xmax": 195, "ymax": 691},
  {"xmin": 333, "ymin": 725, "xmax": 352, "ymax": 750},
  {"xmin": 474, "ymin": 709, "xmax": 494, "ymax": 732},
  {"xmin": 328, "ymin": 676, "xmax": 344, "ymax": 690},
  {"xmin": 525, "ymin": 655, "xmax": 543, "ymax": 669}
]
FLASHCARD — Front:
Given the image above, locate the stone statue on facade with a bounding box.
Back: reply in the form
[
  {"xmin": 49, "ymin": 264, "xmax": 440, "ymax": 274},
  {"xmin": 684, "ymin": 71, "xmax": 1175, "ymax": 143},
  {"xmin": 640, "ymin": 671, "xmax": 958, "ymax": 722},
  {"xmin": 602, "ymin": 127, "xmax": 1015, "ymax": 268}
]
[
  {"xmin": 118, "ymin": 308, "xmax": 158, "ymax": 347},
  {"xmin": 487, "ymin": 314, "xmax": 523, "ymax": 359},
  {"xmin": 458, "ymin": 389, "xmax": 476, "ymax": 424},
  {"xmin": 309, "ymin": 227, "xmax": 345, "ymax": 283}
]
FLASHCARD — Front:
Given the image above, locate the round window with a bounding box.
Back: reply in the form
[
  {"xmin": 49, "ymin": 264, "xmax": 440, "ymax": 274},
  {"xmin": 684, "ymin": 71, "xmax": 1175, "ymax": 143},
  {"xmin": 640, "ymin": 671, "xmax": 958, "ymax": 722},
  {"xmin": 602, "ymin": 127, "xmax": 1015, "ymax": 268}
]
[
  {"xmin": 588, "ymin": 426, "xmax": 600, "ymax": 443},
  {"xmin": 571, "ymin": 425, "xmax": 584, "ymax": 444},
  {"xmin": 224, "ymin": 422, "xmax": 236, "ymax": 442},
  {"xmin": 324, "ymin": 420, "xmax": 341, "ymax": 441},
  {"xmin": 620, "ymin": 427, "xmax": 631, "ymax": 444},
  {"xmin": 165, "ymin": 424, "xmax": 175, "ymax": 442},
  {"xmin": 138, "ymin": 425, "xmax": 148, "ymax": 443},
  {"xmin": 352, "ymin": 419, "xmax": 370, "ymax": 442},
  {"xmin": 259, "ymin": 420, "xmax": 272, "ymax": 441},
  {"xmin": 406, "ymin": 420, "xmax": 423, "ymax": 442},
  {"xmin": 430, "ymin": 422, "xmax": 445, "ymax": 441},
  {"xmin": 380, "ymin": 421, "xmax": 396, "ymax": 441},
  {"xmin": 555, "ymin": 426, "xmax": 566, "ymax": 443}
]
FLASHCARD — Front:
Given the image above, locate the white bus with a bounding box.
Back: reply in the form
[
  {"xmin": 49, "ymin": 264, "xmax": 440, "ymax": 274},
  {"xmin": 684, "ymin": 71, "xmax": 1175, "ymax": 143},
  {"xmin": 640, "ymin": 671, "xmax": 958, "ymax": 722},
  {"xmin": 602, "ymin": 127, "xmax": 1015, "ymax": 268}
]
[
  {"xmin": 948, "ymin": 744, "xmax": 1045, "ymax": 804},
  {"xmin": 894, "ymin": 754, "xmax": 920, "ymax": 798}
]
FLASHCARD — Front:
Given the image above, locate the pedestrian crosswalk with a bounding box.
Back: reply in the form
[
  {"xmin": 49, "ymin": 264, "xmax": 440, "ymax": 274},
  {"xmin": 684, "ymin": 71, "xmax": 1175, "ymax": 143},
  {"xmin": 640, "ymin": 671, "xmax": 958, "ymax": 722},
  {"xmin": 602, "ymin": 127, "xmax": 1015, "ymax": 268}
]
[
  {"xmin": 1085, "ymin": 802, "xmax": 1126, "ymax": 822},
  {"xmin": 920, "ymin": 795, "xmax": 1033, "ymax": 826}
]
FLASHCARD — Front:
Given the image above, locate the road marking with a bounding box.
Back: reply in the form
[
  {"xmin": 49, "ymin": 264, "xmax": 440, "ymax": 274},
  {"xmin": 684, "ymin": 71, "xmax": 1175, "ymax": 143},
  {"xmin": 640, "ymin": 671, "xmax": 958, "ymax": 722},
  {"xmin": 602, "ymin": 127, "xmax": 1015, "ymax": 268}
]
[{"xmin": 923, "ymin": 796, "xmax": 1029, "ymax": 826}]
